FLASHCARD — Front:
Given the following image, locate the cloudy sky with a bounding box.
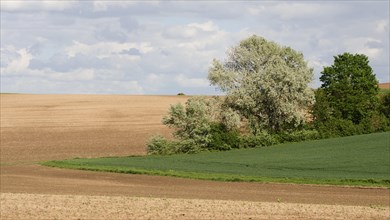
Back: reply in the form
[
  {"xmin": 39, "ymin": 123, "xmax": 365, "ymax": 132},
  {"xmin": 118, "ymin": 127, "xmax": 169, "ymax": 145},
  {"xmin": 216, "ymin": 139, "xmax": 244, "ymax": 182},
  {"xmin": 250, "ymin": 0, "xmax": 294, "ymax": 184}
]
[{"xmin": 1, "ymin": 1, "xmax": 389, "ymax": 95}]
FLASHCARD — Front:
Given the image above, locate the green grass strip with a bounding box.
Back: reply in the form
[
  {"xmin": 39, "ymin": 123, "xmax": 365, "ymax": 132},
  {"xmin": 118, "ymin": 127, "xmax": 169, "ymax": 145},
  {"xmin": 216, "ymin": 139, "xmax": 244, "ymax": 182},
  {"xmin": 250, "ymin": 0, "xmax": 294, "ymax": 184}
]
[{"xmin": 41, "ymin": 132, "xmax": 390, "ymax": 188}]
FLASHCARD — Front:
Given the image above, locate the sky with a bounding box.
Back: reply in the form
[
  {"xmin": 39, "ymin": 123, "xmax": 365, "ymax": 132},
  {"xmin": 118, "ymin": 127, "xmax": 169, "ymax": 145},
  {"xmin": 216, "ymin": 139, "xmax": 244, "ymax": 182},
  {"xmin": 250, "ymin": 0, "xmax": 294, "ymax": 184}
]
[{"xmin": 1, "ymin": 1, "xmax": 389, "ymax": 95}]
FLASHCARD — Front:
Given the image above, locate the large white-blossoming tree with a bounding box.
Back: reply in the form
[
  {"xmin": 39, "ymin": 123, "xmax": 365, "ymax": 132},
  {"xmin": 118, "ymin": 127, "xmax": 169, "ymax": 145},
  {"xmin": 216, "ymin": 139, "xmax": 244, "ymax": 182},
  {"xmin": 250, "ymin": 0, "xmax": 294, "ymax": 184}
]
[{"xmin": 208, "ymin": 35, "xmax": 315, "ymax": 133}]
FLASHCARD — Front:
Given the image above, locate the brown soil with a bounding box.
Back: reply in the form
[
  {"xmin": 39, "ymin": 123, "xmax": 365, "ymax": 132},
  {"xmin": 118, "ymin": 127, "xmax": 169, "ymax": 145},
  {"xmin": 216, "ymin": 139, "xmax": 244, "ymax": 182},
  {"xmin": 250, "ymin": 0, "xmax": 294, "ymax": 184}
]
[
  {"xmin": 379, "ymin": 83, "xmax": 390, "ymax": 90},
  {"xmin": 2, "ymin": 193, "xmax": 389, "ymax": 220},
  {"xmin": 1, "ymin": 94, "xmax": 389, "ymax": 219}
]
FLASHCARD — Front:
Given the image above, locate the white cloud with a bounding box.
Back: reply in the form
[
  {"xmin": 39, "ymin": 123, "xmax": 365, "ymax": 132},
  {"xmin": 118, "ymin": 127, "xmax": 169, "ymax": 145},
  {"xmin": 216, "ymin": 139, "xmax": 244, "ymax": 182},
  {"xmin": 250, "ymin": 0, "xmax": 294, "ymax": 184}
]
[
  {"xmin": 49, "ymin": 68, "xmax": 95, "ymax": 81},
  {"xmin": 147, "ymin": 73, "xmax": 164, "ymax": 82},
  {"xmin": 109, "ymin": 80, "xmax": 144, "ymax": 94},
  {"xmin": 1, "ymin": 0, "xmax": 75, "ymax": 11},
  {"xmin": 93, "ymin": 1, "xmax": 132, "ymax": 12},
  {"xmin": 1, "ymin": 1, "xmax": 388, "ymax": 94},
  {"xmin": 65, "ymin": 41, "xmax": 153, "ymax": 59},
  {"xmin": 247, "ymin": 5, "xmax": 266, "ymax": 16},
  {"xmin": 308, "ymin": 59, "xmax": 329, "ymax": 70},
  {"xmin": 269, "ymin": 3, "xmax": 337, "ymax": 20},
  {"xmin": 188, "ymin": 21, "xmax": 218, "ymax": 32},
  {"xmin": 163, "ymin": 21, "xmax": 221, "ymax": 40},
  {"xmin": 344, "ymin": 38, "xmax": 384, "ymax": 60},
  {"xmin": 375, "ymin": 20, "xmax": 389, "ymax": 33},
  {"xmin": 1, "ymin": 48, "xmax": 32, "ymax": 75},
  {"xmin": 175, "ymin": 74, "xmax": 209, "ymax": 88},
  {"xmin": 1, "ymin": 77, "xmax": 144, "ymax": 94},
  {"xmin": 92, "ymin": 1, "xmax": 159, "ymax": 12}
]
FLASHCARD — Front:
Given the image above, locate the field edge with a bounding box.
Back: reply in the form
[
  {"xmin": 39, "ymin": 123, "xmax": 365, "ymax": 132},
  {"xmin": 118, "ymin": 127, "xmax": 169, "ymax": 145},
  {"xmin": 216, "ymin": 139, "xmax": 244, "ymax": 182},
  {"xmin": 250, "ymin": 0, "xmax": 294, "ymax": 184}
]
[{"xmin": 40, "ymin": 160, "xmax": 390, "ymax": 188}]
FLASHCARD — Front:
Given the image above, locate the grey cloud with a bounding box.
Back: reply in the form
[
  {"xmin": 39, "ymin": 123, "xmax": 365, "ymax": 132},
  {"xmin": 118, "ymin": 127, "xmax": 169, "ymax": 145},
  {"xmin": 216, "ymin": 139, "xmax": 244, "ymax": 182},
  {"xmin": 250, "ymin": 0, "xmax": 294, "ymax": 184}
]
[
  {"xmin": 95, "ymin": 27, "xmax": 128, "ymax": 42},
  {"xmin": 28, "ymin": 58, "xmax": 45, "ymax": 69},
  {"xmin": 119, "ymin": 16, "xmax": 139, "ymax": 32},
  {"xmin": 1, "ymin": 75, "xmax": 144, "ymax": 94},
  {"xmin": 0, "ymin": 47, "xmax": 19, "ymax": 67},
  {"xmin": 48, "ymin": 15, "xmax": 75, "ymax": 26},
  {"xmin": 160, "ymin": 1, "xmax": 244, "ymax": 20},
  {"xmin": 29, "ymin": 53, "xmax": 112, "ymax": 72},
  {"xmin": 120, "ymin": 48, "xmax": 141, "ymax": 56},
  {"xmin": 1, "ymin": 1, "xmax": 388, "ymax": 95},
  {"xmin": 366, "ymin": 40, "xmax": 383, "ymax": 49}
]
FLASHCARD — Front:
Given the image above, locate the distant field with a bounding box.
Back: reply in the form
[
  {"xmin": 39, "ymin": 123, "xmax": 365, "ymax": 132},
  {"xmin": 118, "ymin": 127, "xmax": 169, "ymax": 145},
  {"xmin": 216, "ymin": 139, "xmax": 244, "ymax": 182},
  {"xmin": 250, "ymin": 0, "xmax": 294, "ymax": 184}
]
[
  {"xmin": 43, "ymin": 132, "xmax": 390, "ymax": 187},
  {"xmin": 379, "ymin": 83, "xmax": 390, "ymax": 94},
  {"xmin": 378, "ymin": 83, "xmax": 389, "ymax": 90},
  {"xmin": 0, "ymin": 94, "xmax": 188, "ymax": 164}
]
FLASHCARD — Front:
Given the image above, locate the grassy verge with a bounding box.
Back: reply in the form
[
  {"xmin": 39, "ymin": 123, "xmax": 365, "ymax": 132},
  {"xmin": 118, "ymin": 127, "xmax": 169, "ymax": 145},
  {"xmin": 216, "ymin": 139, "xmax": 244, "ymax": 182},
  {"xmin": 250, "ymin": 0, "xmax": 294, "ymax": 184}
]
[
  {"xmin": 379, "ymin": 88, "xmax": 389, "ymax": 94},
  {"xmin": 42, "ymin": 132, "xmax": 390, "ymax": 187}
]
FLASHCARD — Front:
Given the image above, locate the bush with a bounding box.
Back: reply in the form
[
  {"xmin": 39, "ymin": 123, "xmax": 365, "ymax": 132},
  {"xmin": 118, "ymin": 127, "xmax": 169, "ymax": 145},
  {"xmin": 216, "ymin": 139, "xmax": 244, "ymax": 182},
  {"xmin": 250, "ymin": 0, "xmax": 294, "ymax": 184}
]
[
  {"xmin": 208, "ymin": 124, "xmax": 241, "ymax": 151},
  {"xmin": 147, "ymin": 135, "xmax": 203, "ymax": 155},
  {"xmin": 360, "ymin": 113, "xmax": 389, "ymax": 133},
  {"xmin": 175, "ymin": 139, "xmax": 202, "ymax": 154},
  {"xmin": 276, "ymin": 130, "xmax": 320, "ymax": 143},
  {"xmin": 177, "ymin": 92, "xmax": 185, "ymax": 96},
  {"xmin": 315, "ymin": 118, "xmax": 364, "ymax": 138},
  {"xmin": 146, "ymin": 135, "xmax": 178, "ymax": 155},
  {"xmin": 380, "ymin": 92, "xmax": 390, "ymax": 119},
  {"xmin": 240, "ymin": 132, "xmax": 279, "ymax": 148}
]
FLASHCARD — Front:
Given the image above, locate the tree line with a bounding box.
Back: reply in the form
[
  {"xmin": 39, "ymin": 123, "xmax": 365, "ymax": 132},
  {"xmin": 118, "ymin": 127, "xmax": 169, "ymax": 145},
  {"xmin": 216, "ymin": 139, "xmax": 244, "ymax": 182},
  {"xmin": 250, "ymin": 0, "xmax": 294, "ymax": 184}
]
[{"xmin": 147, "ymin": 35, "xmax": 390, "ymax": 155}]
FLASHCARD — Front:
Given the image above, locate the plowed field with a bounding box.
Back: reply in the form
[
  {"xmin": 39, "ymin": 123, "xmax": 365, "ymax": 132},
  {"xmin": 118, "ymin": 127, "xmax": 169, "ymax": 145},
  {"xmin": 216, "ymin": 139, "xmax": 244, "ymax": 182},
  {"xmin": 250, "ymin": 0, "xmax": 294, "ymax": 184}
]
[{"xmin": 1, "ymin": 94, "xmax": 389, "ymax": 219}]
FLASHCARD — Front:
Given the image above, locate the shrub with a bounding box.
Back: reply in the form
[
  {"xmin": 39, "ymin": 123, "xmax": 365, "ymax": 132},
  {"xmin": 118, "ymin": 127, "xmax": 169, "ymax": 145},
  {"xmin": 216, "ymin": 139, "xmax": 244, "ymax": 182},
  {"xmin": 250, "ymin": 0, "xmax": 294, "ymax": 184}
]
[
  {"xmin": 276, "ymin": 130, "xmax": 320, "ymax": 143},
  {"xmin": 360, "ymin": 113, "xmax": 389, "ymax": 133},
  {"xmin": 157, "ymin": 96, "xmax": 242, "ymax": 154},
  {"xmin": 315, "ymin": 118, "xmax": 364, "ymax": 138},
  {"xmin": 208, "ymin": 124, "xmax": 241, "ymax": 151},
  {"xmin": 146, "ymin": 135, "xmax": 177, "ymax": 155},
  {"xmin": 177, "ymin": 92, "xmax": 185, "ymax": 96},
  {"xmin": 240, "ymin": 132, "xmax": 279, "ymax": 148},
  {"xmin": 175, "ymin": 139, "xmax": 202, "ymax": 154},
  {"xmin": 147, "ymin": 135, "xmax": 203, "ymax": 155},
  {"xmin": 380, "ymin": 92, "xmax": 390, "ymax": 120}
]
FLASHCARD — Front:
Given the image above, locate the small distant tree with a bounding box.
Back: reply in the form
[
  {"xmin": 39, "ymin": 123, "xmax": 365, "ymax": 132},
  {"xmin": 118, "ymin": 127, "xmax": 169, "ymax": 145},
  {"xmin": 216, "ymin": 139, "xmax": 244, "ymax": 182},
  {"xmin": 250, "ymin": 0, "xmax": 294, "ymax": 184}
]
[
  {"xmin": 315, "ymin": 53, "xmax": 379, "ymax": 124},
  {"xmin": 208, "ymin": 35, "xmax": 315, "ymax": 134}
]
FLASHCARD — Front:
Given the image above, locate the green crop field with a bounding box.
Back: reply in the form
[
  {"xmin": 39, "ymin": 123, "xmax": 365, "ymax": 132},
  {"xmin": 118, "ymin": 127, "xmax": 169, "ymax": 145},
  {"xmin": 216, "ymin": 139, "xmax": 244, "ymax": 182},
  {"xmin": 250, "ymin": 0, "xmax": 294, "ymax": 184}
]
[{"xmin": 42, "ymin": 132, "xmax": 390, "ymax": 187}]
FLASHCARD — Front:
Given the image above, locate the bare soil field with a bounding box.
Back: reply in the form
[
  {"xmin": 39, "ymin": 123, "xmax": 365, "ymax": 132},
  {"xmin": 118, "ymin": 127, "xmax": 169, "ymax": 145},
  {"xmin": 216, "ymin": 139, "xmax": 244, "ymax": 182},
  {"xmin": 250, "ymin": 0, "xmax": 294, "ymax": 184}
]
[
  {"xmin": 2, "ymin": 193, "xmax": 389, "ymax": 220},
  {"xmin": 1, "ymin": 94, "xmax": 389, "ymax": 219},
  {"xmin": 379, "ymin": 83, "xmax": 390, "ymax": 89}
]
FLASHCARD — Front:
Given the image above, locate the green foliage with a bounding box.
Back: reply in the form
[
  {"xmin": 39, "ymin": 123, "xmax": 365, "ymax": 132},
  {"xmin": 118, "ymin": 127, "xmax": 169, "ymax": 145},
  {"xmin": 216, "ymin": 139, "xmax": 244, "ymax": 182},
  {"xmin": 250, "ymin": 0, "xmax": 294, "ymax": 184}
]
[
  {"xmin": 312, "ymin": 53, "xmax": 387, "ymax": 137},
  {"xmin": 208, "ymin": 124, "xmax": 241, "ymax": 151},
  {"xmin": 177, "ymin": 92, "xmax": 185, "ymax": 96},
  {"xmin": 208, "ymin": 35, "xmax": 314, "ymax": 133},
  {"xmin": 360, "ymin": 112, "xmax": 389, "ymax": 133},
  {"xmin": 276, "ymin": 130, "xmax": 320, "ymax": 143},
  {"xmin": 148, "ymin": 42, "xmax": 388, "ymax": 155},
  {"xmin": 239, "ymin": 132, "xmax": 280, "ymax": 148},
  {"xmin": 317, "ymin": 53, "xmax": 379, "ymax": 124},
  {"xmin": 315, "ymin": 118, "xmax": 364, "ymax": 138},
  {"xmin": 146, "ymin": 124, "xmax": 242, "ymax": 154},
  {"xmin": 162, "ymin": 97, "xmax": 214, "ymax": 149},
  {"xmin": 46, "ymin": 132, "xmax": 390, "ymax": 187},
  {"xmin": 146, "ymin": 135, "xmax": 202, "ymax": 155},
  {"xmin": 174, "ymin": 139, "xmax": 202, "ymax": 154},
  {"xmin": 380, "ymin": 92, "xmax": 390, "ymax": 119},
  {"xmin": 147, "ymin": 96, "xmax": 242, "ymax": 154},
  {"xmin": 146, "ymin": 135, "xmax": 178, "ymax": 155},
  {"xmin": 311, "ymin": 89, "xmax": 332, "ymax": 124},
  {"xmin": 239, "ymin": 129, "xmax": 320, "ymax": 148}
]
